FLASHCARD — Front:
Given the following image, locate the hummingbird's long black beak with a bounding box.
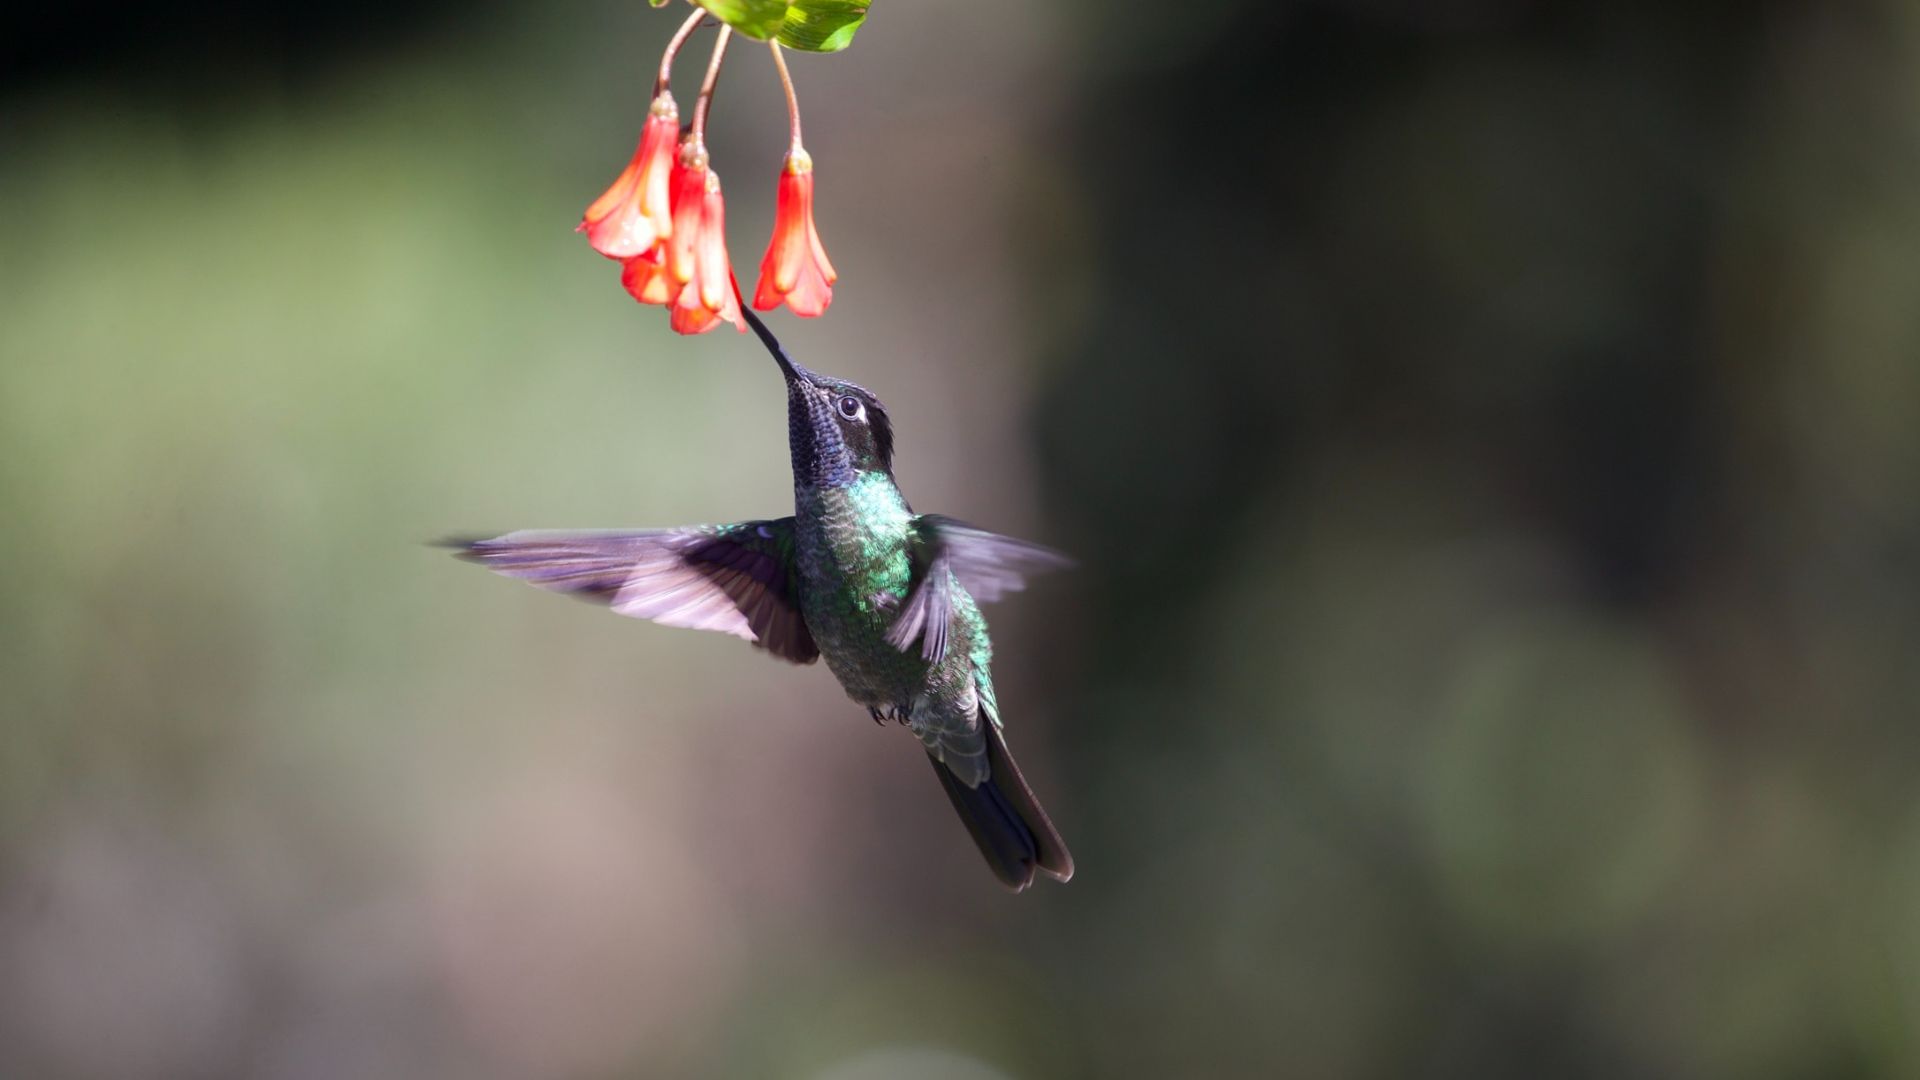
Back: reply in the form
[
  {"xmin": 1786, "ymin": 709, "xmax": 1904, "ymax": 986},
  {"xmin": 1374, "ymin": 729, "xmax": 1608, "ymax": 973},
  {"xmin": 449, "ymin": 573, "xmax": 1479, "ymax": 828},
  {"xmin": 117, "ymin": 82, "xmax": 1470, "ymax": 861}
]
[{"xmin": 740, "ymin": 305, "xmax": 811, "ymax": 385}]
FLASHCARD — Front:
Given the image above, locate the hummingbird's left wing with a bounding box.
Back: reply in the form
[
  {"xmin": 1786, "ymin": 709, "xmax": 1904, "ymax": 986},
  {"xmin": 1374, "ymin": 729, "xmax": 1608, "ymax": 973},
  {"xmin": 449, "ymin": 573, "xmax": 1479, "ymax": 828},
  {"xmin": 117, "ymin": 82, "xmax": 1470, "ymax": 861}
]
[
  {"xmin": 448, "ymin": 520, "xmax": 818, "ymax": 663},
  {"xmin": 884, "ymin": 515, "xmax": 1073, "ymax": 662}
]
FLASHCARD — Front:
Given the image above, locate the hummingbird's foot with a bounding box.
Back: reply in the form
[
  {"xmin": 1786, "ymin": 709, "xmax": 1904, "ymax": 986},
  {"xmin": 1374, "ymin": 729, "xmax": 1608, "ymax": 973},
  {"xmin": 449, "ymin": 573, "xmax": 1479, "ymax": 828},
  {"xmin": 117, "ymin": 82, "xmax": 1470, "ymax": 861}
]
[
  {"xmin": 869, "ymin": 707, "xmax": 887, "ymax": 726},
  {"xmin": 889, "ymin": 705, "xmax": 912, "ymax": 726}
]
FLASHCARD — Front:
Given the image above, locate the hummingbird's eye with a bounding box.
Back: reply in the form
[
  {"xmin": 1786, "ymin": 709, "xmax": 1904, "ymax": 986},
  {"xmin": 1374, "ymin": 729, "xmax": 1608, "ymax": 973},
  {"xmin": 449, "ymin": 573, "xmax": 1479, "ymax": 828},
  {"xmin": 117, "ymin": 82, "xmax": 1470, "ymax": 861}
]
[{"xmin": 836, "ymin": 395, "xmax": 865, "ymax": 422}]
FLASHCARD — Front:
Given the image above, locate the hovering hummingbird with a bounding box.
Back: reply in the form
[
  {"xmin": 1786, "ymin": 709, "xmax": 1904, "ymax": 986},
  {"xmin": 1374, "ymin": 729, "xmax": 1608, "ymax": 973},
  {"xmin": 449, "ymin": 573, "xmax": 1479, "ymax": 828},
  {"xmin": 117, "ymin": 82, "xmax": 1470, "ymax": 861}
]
[{"xmin": 449, "ymin": 308, "xmax": 1074, "ymax": 891}]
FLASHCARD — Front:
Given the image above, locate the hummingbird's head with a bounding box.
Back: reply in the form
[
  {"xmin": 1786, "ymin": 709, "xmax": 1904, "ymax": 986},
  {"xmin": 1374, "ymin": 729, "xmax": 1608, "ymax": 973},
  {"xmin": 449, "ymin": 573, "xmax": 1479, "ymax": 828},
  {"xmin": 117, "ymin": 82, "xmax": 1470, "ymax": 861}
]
[{"xmin": 742, "ymin": 307, "xmax": 894, "ymax": 487}]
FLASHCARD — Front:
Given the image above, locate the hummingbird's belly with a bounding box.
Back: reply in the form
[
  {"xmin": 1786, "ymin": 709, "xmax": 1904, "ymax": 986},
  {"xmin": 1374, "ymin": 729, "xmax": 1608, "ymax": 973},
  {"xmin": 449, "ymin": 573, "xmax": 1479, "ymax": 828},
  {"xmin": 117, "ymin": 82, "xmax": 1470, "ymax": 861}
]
[{"xmin": 803, "ymin": 589, "xmax": 930, "ymax": 708}]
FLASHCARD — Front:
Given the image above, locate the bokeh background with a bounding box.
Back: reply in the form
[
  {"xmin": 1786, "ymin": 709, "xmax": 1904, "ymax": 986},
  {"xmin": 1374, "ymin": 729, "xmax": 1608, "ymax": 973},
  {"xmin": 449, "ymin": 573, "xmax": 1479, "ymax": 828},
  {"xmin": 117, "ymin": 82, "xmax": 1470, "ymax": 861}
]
[{"xmin": 5, "ymin": 1, "xmax": 1920, "ymax": 1076}]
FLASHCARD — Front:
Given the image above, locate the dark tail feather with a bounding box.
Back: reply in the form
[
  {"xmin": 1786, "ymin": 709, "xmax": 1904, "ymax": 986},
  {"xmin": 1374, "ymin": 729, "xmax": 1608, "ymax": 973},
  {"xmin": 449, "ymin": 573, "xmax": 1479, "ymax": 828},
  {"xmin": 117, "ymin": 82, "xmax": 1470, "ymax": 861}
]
[{"xmin": 930, "ymin": 726, "xmax": 1073, "ymax": 891}]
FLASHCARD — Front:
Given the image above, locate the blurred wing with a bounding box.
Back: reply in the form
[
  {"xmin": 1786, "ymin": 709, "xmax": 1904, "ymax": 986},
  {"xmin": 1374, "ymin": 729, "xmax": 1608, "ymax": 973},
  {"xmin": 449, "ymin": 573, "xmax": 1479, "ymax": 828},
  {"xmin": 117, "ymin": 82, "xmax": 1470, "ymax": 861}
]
[
  {"xmin": 916, "ymin": 514, "xmax": 1074, "ymax": 602},
  {"xmin": 884, "ymin": 544, "xmax": 954, "ymax": 663},
  {"xmin": 885, "ymin": 514, "xmax": 1072, "ymax": 662},
  {"xmin": 450, "ymin": 520, "xmax": 818, "ymax": 663}
]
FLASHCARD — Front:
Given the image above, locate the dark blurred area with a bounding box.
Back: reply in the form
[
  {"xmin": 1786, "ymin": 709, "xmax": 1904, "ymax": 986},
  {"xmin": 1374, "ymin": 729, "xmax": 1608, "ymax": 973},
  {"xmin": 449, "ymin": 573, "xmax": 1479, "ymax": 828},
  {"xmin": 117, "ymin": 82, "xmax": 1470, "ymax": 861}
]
[{"xmin": 4, "ymin": 0, "xmax": 1918, "ymax": 1077}]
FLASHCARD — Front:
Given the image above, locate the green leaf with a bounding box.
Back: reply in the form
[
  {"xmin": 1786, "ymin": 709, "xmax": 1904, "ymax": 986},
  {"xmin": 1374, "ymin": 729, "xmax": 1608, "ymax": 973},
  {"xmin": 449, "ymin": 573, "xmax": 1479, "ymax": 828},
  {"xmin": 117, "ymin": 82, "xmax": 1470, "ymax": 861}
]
[
  {"xmin": 694, "ymin": 0, "xmax": 789, "ymax": 40},
  {"xmin": 778, "ymin": 0, "xmax": 869, "ymax": 52},
  {"xmin": 649, "ymin": 0, "xmax": 671, "ymax": 8}
]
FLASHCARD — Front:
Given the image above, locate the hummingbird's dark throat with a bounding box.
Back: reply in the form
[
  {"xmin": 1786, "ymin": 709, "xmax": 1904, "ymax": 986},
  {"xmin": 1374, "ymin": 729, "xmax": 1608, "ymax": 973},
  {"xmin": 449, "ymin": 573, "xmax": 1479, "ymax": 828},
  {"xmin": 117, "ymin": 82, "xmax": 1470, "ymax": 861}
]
[{"xmin": 741, "ymin": 306, "xmax": 894, "ymax": 487}]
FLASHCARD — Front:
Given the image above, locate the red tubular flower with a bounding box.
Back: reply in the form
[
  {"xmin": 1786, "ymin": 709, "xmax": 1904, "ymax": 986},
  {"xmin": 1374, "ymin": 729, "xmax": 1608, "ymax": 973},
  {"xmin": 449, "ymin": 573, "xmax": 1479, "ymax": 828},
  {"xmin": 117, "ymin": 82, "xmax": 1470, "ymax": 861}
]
[
  {"xmin": 661, "ymin": 146, "xmax": 744, "ymax": 335},
  {"xmin": 614, "ymin": 136, "xmax": 695, "ymax": 308},
  {"xmin": 579, "ymin": 92, "xmax": 680, "ymax": 259},
  {"xmin": 752, "ymin": 149, "xmax": 837, "ymax": 317},
  {"xmin": 667, "ymin": 138, "xmax": 709, "ymax": 288}
]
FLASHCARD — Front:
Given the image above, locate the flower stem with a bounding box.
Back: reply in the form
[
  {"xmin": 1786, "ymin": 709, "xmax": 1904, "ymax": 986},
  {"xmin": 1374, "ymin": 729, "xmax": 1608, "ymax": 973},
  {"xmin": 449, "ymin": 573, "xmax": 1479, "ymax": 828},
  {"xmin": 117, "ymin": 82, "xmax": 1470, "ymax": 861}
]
[
  {"xmin": 654, "ymin": 9, "xmax": 708, "ymax": 99},
  {"xmin": 691, "ymin": 24, "xmax": 734, "ymax": 147},
  {"xmin": 768, "ymin": 41, "xmax": 804, "ymax": 156}
]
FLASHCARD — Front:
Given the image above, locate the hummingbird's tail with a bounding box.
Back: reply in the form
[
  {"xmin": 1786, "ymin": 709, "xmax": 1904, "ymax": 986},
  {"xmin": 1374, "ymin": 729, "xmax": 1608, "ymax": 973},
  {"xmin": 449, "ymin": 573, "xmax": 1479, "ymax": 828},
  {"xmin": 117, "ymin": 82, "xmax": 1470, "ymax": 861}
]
[{"xmin": 929, "ymin": 725, "xmax": 1073, "ymax": 891}]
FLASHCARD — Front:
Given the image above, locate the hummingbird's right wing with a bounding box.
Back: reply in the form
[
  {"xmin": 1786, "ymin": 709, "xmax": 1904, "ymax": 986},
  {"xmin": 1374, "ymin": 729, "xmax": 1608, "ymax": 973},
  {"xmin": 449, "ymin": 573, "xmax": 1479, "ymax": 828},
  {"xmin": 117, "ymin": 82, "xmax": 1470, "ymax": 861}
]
[
  {"xmin": 448, "ymin": 520, "xmax": 818, "ymax": 663},
  {"xmin": 885, "ymin": 515, "xmax": 1074, "ymax": 662}
]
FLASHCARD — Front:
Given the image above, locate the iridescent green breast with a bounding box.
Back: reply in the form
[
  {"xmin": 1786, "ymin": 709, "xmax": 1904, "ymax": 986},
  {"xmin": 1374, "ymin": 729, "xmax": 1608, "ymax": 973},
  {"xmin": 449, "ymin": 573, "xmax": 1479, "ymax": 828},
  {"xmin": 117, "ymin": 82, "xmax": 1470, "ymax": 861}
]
[{"xmin": 794, "ymin": 472, "xmax": 928, "ymax": 705}]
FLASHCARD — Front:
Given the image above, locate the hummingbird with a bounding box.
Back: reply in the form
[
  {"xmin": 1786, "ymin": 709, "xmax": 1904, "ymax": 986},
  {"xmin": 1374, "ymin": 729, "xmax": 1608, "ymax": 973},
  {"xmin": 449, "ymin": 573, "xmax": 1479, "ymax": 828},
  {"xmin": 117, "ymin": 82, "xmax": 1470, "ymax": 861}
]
[{"xmin": 449, "ymin": 308, "xmax": 1074, "ymax": 891}]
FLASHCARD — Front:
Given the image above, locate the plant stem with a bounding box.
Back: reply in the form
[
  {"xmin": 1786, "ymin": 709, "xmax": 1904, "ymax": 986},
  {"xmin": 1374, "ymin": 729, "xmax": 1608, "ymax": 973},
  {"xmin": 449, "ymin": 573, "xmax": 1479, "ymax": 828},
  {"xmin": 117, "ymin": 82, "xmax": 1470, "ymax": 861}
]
[
  {"xmin": 654, "ymin": 9, "xmax": 708, "ymax": 99},
  {"xmin": 691, "ymin": 24, "xmax": 733, "ymax": 146},
  {"xmin": 768, "ymin": 41, "xmax": 804, "ymax": 156}
]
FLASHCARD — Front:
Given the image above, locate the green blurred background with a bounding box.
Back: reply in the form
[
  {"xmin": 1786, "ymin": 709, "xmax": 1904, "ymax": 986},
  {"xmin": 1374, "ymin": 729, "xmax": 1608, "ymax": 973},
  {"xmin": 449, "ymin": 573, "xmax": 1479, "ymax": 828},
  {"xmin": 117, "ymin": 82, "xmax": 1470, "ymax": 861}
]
[{"xmin": 5, "ymin": 1, "xmax": 1920, "ymax": 1077}]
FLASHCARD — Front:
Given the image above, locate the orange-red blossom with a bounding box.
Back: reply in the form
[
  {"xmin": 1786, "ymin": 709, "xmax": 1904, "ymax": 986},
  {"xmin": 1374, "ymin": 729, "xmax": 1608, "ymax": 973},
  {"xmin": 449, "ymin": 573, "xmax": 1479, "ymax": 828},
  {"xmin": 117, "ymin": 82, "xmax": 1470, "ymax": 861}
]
[
  {"xmin": 752, "ymin": 149, "xmax": 836, "ymax": 317},
  {"xmin": 579, "ymin": 92, "xmax": 680, "ymax": 260}
]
